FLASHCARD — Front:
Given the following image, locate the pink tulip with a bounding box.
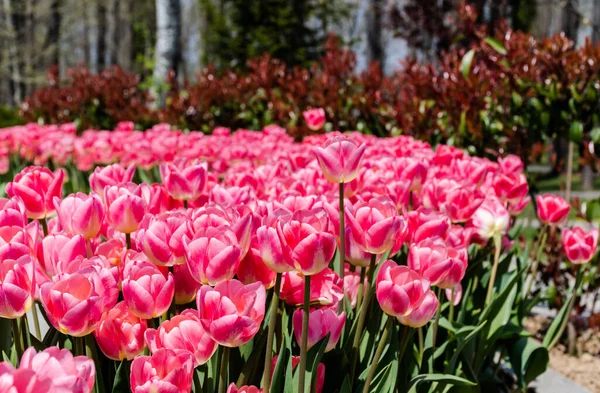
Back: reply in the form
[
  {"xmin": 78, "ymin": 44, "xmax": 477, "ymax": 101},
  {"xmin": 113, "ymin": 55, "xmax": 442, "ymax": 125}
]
[
  {"xmin": 256, "ymin": 221, "xmax": 294, "ymax": 273},
  {"xmin": 139, "ymin": 212, "xmax": 188, "ymax": 266},
  {"xmin": 130, "ymin": 349, "xmax": 194, "ymax": 393},
  {"xmin": 54, "ymin": 193, "xmax": 104, "ymax": 239},
  {"xmin": 536, "ymin": 194, "xmax": 570, "ymax": 226},
  {"xmin": 438, "ymin": 184, "xmax": 485, "ymax": 223},
  {"xmin": 303, "ymin": 108, "xmax": 326, "ymax": 131},
  {"xmin": 145, "ymin": 183, "xmax": 184, "ymax": 214},
  {"xmin": 343, "ymin": 264, "xmax": 365, "ymax": 308},
  {"xmin": 145, "ymin": 309, "xmax": 218, "ymax": 366},
  {"xmin": 498, "ymin": 154, "xmax": 524, "ymax": 174},
  {"xmin": 173, "ymin": 263, "xmax": 201, "ymax": 305},
  {"xmin": 562, "ymin": 226, "xmax": 599, "ymax": 264},
  {"xmin": 6, "ymin": 166, "xmax": 64, "ymax": 219},
  {"xmin": 236, "ymin": 247, "xmax": 277, "ymax": 289},
  {"xmin": 39, "ymin": 273, "xmax": 104, "ymax": 336},
  {"xmin": 405, "ymin": 208, "xmax": 450, "ymax": 243},
  {"xmin": 227, "ymin": 383, "xmax": 263, "ymax": 393},
  {"xmin": 346, "ymin": 196, "xmax": 402, "ymax": 254},
  {"xmin": 314, "ymin": 136, "xmax": 366, "ymax": 183},
  {"xmin": 280, "ymin": 268, "xmax": 343, "ymax": 307},
  {"xmin": 492, "ymin": 173, "xmax": 528, "ymax": 203},
  {"xmin": 0, "ymin": 198, "xmax": 27, "ymax": 228},
  {"xmin": 0, "ymin": 365, "xmax": 53, "ymax": 393},
  {"xmin": 104, "ymin": 183, "xmax": 147, "ymax": 234},
  {"xmin": 122, "ymin": 260, "xmax": 175, "ymax": 319},
  {"xmin": 38, "ymin": 234, "xmax": 87, "ymax": 278},
  {"xmin": 89, "ymin": 164, "xmax": 135, "ymax": 197},
  {"xmin": 397, "ymin": 290, "xmax": 438, "ymax": 328},
  {"xmin": 196, "ymin": 280, "xmax": 265, "ymax": 347},
  {"xmin": 408, "ymin": 237, "xmax": 467, "ymax": 289},
  {"xmin": 470, "ymin": 196, "xmax": 510, "ymax": 241},
  {"xmin": 94, "ymin": 301, "xmax": 147, "ymax": 361},
  {"xmin": 344, "ymin": 226, "xmax": 371, "ymax": 267},
  {"xmin": 0, "ymin": 255, "xmax": 35, "ymax": 319},
  {"xmin": 445, "ymin": 284, "xmax": 463, "ymax": 306},
  {"xmin": 293, "ymin": 308, "xmax": 346, "ymax": 352},
  {"xmin": 376, "ymin": 260, "xmax": 431, "ymax": 318},
  {"xmin": 19, "ymin": 347, "xmax": 95, "ymax": 393},
  {"xmin": 160, "ymin": 161, "xmax": 207, "ymax": 201}
]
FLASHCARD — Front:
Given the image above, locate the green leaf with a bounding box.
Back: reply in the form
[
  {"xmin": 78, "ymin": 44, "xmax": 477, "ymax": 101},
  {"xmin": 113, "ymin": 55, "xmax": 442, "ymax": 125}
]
[
  {"xmin": 112, "ymin": 360, "xmax": 131, "ymax": 393},
  {"xmin": 445, "ymin": 322, "xmax": 487, "ymax": 375},
  {"xmin": 484, "ymin": 37, "xmax": 508, "ymax": 55},
  {"xmin": 339, "ymin": 375, "xmax": 352, "ymax": 393},
  {"xmin": 542, "ymin": 295, "xmax": 571, "ymax": 348},
  {"xmin": 590, "ymin": 126, "xmax": 600, "ymax": 143},
  {"xmin": 270, "ymin": 345, "xmax": 290, "ymax": 393},
  {"xmin": 460, "ymin": 50, "xmax": 476, "ymax": 80},
  {"xmin": 409, "ymin": 374, "xmax": 476, "ymax": 389},
  {"xmin": 292, "ymin": 334, "xmax": 329, "ymax": 393},
  {"xmin": 569, "ymin": 121, "xmax": 584, "ymax": 143},
  {"xmin": 509, "ymin": 337, "xmax": 549, "ymax": 389}
]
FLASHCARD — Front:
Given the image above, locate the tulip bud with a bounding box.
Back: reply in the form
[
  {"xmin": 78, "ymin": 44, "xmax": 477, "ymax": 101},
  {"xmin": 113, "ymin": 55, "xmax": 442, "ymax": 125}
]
[
  {"xmin": 160, "ymin": 161, "xmax": 207, "ymax": 201},
  {"xmin": 303, "ymin": 108, "xmax": 326, "ymax": 131},
  {"xmin": 54, "ymin": 193, "xmax": 104, "ymax": 239},
  {"xmin": 376, "ymin": 260, "xmax": 430, "ymax": 318},
  {"xmin": 314, "ymin": 136, "xmax": 366, "ymax": 183},
  {"xmin": 536, "ymin": 194, "xmax": 570, "ymax": 226},
  {"xmin": 562, "ymin": 226, "xmax": 598, "ymax": 264},
  {"xmin": 6, "ymin": 166, "xmax": 64, "ymax": 219},
  {"xmin": 130, "ymin": 349, "xmax": 194, "ymax": 393},
  {"xmin": 104, "ymin": 183, "xmax": 147, "ymax": 234},
  {"xmin": 94, "ymin": 301, "xmax": 147, "ymax": 361},
  {"xmin": 293, "ymin": 308, "xmax": 346, "ymax": 352}
]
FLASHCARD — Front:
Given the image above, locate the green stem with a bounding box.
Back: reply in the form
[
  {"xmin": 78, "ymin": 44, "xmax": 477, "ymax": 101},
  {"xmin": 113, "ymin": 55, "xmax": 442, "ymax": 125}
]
[
  {"xmin": 38, "ymin": 218, "xmax": 48, "ymax": 237},
  {"xmin": 338, "ymin": 182, "xmax": 345, "ymax": 282},
  {"xmin": 431, "ymin": 287, "xmax": 442, "ymax": 350},
  {"xmin": 85, "ymin": 335, "xmax": 104, "ymax": 393},
  {"xmin": 548, "ymin": 264, "xmax": 585, "ymax": 349},
  {"xmin": 418, "ymin": 327, "xmax": 424, "ymax": 361},
  {"xmin": 263, "ymin": 273, "xmax": 282, "ymax": 393},
  {"xmin": 86, "ymin": 239, "xmax": 94, "ymax": 258},
  {"xmin": 448, "ymin": 287, "xmax": 455, "ymax": 324},
  {"xmin": 125, "ymin": 233, "xmax": 132, "ymax": 250},
  {"xmin": 485, "ymin": 235, "xmax": 503, "ymax": 305},
  {"xmin": 10, "ymin": 318, "xmax": 23, "ymax": 360},
  {"xmin": 193, "ymin": 367, "xmax": 203, "ymax": 393},
  {"xmin": 298, "ymin": 275, "xmax": 311, "ymax": 393},
  {"xmin": 350, "ymin": 253, "xmax": 377, "ymax": 382},
  {"xmin": 363, "ymin": 317, "xmax": 394, "ymax": 393},
  {"xmin": 356, "ymin": 267, "xmax": 366, "ymax": 309},
  {"xmin": 218, "ymin": 346, "xmax": 230, "ymax": 393},
  {"xmin": 168, "ymin": 266, "xmax": 176, "ymax": 318},
  {"xmin": 524, "ymin": 228, "xmax": 548, "ymax": 300},
  {"xmin": 396, "ymin": 325, "xmax": 413, "ymax": 392}
]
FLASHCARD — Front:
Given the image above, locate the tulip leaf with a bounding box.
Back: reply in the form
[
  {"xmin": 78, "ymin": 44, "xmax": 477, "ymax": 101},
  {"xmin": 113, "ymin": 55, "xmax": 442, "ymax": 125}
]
[
  {"xmin": 270, "ymin": 344, "xmax": 290, "ymax": 393},
  {"xmin": 112, "ymin": 360, "xmax": 130, "ymax": 393},
  {"xmin": 460, "ymin": 49, "xmax": 476, "ymax": 80},
  {"xmin": 339, "ymin": 375, "xmax": 352, "ymax": 393},
  {"xmin": 292, "ymin": 334, "xmax": 329, "ymax": 393},
  {"xmin": 28, "ymin": 334, "xmax": 45, "ymax": 352},
  {"xmin": 445, "ymin": 321, "xmax": 487, "ymax": 375},
  {"xmin": 409, "ymin": 374, "xmax": 476, "ymax": 389},
  {"xmin": 509, "ymin": 337, "xmax": 549, "ymax": 389},
  {"xmin": 542, "ymin": 294, "xmax": 572, "ymax": 348}
]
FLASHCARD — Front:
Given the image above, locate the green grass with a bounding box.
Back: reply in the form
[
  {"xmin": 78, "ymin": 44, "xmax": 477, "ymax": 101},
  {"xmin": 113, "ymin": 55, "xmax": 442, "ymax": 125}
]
[{"xmin": 533, "ymin": 173, "xmax": 600, "ymax": 193}]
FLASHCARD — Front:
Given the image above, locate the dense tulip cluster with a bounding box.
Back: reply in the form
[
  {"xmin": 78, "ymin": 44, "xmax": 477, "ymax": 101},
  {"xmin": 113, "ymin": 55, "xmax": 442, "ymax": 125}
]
[{"xmin": 0, "ymin": 121, "xmax": 597, "ymax": 393}]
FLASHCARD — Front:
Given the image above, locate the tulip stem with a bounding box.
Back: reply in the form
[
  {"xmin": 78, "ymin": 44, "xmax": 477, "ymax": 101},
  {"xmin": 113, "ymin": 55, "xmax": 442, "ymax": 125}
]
[
  {"xmin": 125, "ymin": 233, "xmax": 131, "ymax": 250},
  {"xmin": 448, "ymin": 288, "xmax": 455, "ymax": 324},
  {"xmin": 30, "ymin": 303, "xmax": 41, "ymax": 342},
  {"xmin": 85, "ymin": 334, "xmax": 104, "ymax": 393},
  {"xmin": 38, "ymin": 218, "xmax": 49, "ymax": 237},
  {"xmin": 10, "ymin": 318, "xmax": 23, "ymax": 360},
  {"xmin": 350, "ymin": 253, "xmax": 377, "ymax": 383},
  {"xmin": 193, "ymin": 367, "xmax": 203, "ymax": 393},
  {"xmin": 524, "ymin": 228, "xmax": 548, "ymax": 300},
  {"xmin": 417, "ymin": 327, "xmax": 424, "ymax": 360},
  {"xmin": 396, "ymin": 326, "xmax": 413, "ymax": 393},
  {"xmin": 431, "ymin": 287, "xmax": 442, "ymax": 350},
  {"xmin": 363, "ymin": 316, "xmax": 394, "ymax": 393},
  {"xmin": 356, "ymin": 267, "xmax": 366, "ymax": 308},
  {"xmin": 218, "ymin": 346, "xmax": 230, "ymax": 393},
  {"xmin": 86, "ymin": 239, "xmax": 94, "ymax": 258},
  {"xmin": 298, "ymin": 275, "xmax": 311, "ymax": 393},
  {"xmin": 485, "ymin": 235, "xmax": 503, "ymax": 305},
  {"xmin": 338, "ymin": 182, "xmax": 345, "ymax": 282},
  {"xmin": 263, "ymin": 273, "xmax": 282, "ymax": 393},
  {"xmin": 548, "ymin": 264, "xmax": 584, "ymax": 349}
]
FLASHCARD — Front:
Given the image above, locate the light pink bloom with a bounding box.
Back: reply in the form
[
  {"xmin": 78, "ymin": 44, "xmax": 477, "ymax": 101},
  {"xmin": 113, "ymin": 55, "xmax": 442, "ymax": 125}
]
[
  {"xmin": 293, "ymin": 308, "xmax": 346, "ymax": 352},
  {"xmin": 122, "ymin": 260, "xmax": 175, "ymax": 319},
  {"xmin": 139, "ymin": 212, "xmax": 188, "ymax": 266},
  {"xmin": 303, "ymin": 108, "xmax": 326, "ymax": 131},
  {"xmin": 346, "ymin": 196, "xmax": 402, "ymax": 254},
  {"xmin": 130, "ymin": 349, "xmax": 193, "ymax": 393},
  {"xmin": 470, "ymin": 196, "xmax": 510, "ymax": 241},
  {"xmin": 94, "ymin": 301, "xmax": 147, "ymax": 361},
  {"xmin": 54, "ymin": 193, "xmax": 104, "ymax": 239},
  {"xmin": 397, "ymin": 290, "xmax": 438, "ymax": 328},
  {"xmin": 89, "ymin": 164, "xmax": 135, "ymax": 197},
  {"xmin": 104, "ymin": 183, "xmax": 147, "ymax": 234},
  {"xmin": 6, "ymin": 166, "xmax": 64, "ymax": 219},
  {"xmin": 0, "ymin": 255, "xmax": 35, "ymax": 319},
  {"xmin": 314, "ymin": 136, "xmax": 366, "ymax": 183},
  {"xmin": 562, "ymin": 226, "xmax": 599, "ymax": 264},
  {"xmin": 38, "ymin": 234, "xmax": 87, "ymax": 278},
  {"xmin": 408, "ymin": 237, "xmax": 467, "ymax": 289},
  {"xmin": 280, "ymin": 268, "xmax": 343, "ymax": 307},
  {"xmin": 160, "ymin": 161, "xmax": 207, "ymax": 201},
  {"xmin": 376, "ymin": 260, "xmax": 430, "ymax": 318}
]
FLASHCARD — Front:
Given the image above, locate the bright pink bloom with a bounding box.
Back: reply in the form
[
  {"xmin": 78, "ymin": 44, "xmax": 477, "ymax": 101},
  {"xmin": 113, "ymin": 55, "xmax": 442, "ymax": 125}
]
[
  {"xmin": 408, "ymin": 237, "xmax": 467, "ymax": 289},
  {"xmin": 236, "ymin": 248, "xmax": 277, "ymax": 289},
  {"xmin": 19, "ymin": 347, "xmax": 95, "ymax": 393},
  {"xmin": 38, "ymin": 234, "xmax": 86, "ymax": 278},
  {"xmin": 256, "ymin": 221, "xmax": 294, "ymax": 274},
  {"xmin": 145, "ymin": 309, "xmax": 217, "ymax": 367},
  {"xmin": 405, "ymin": 208, "xmax": 450, "ymax": 243},
  {"xmin": 173, "ymin": 263, "xmax": 201, "ymax": 305},
  {"xmin": 397, "ymin": 290, "xmax": 438, "ymax": 328},
  {"xmin": 54, "ymin": 193, "xmax": 104, "ymax": 239},
  {"xmin": 376, "ymin": 260, "xmax": 430, "ymax": 318},
  {"xmin": 470, "ymin": 196, "xmax": 510, "ymax": 241},
  {"xmin": 94, "ymin": 301, "xmax": 147, "ymax": 361},
  {"xmin": 293, "ymin": 308, "xmax": 346, "ymax": 352},
  {"xmin": 196, "ymin": 280, "xmax": 265, "ymax": 347},
  {"xmin": 0, "ymin": 255, "xmax": 35, "ymax": 319},
  {"xmin": 536, "ymin": 194, "xmax": 570, "ymax": 226},
  {"xmin": 344, "ymin": 226, "xmax": 371, "ymax": 267},
  {"xmin": 89, "ymin": 164, "xmax": 135, "ymax": 197},
  {"xmin": 438, "ymin": 184, "xmax": 485, "ymax": 223},
  {"xmin": 280, "ymin": 268, "xmax": 343, "ymax": 307},
  {"xmin": 6, "ymin": 166, "xmax": 64, "ymax": 219},
  {"xmin": 139, "ymin": 212, "xmax": 188, "ymax": 266},
  {"xmin": 314, "ymin": 137, "xmax": 366, "ymax": 183},
  {"xmin": 0, "ymin": 198, "xmax": 27, "ymax": 228},
  {"xmin": 346, "ymin": 196, "xmax": 402, "ymax": 254},
  {"xmin": 0, "ymin": 365, "xmax": 52, "ymax": 393},
  {"xmin": 492, "ymin": 173, "xmax": 529, "ymax": 203},
  {"xmin": 130, "ymin": 349, "xmax": 193, "ymax": 393},
  {"xmin": 122, "ymin": 260, "xmax": 174, "ymax": 319},
  {"xmin": 160, "ymin": 161, "xmax": 207, "ymax": 201},
  {"xmin": 104, "ymin": 183, "xmax": 147, "ymax": 234},
  {"xmin": 562, "ymin": 227, "xmax": 599, "ymax": 264},
  {"xmin": 227, "ymin": 383, "xmax": 262, "ymax": 393},
  {"xmin": 498, "ymin": 154, "xmax": 524, "ymax": 174},
  {"xmin": 303, "ymin": 108, "xmax": 326, "ymax": 131}
]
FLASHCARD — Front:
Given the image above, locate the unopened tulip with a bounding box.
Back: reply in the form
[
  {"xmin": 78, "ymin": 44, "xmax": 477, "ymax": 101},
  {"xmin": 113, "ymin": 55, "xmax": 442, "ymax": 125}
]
[
  {"xmin": 145, "ymin": 309, "xmax": 217, "ymax": 366},
  {"xmin": 54, "ymin": 193, "xmax": 104, "ymax": 239},
  {"xmin": 227, "ymin": 383, "xmax": 262, "ymax": 393},
  {"xmin": 0, "ymin": 255, "xmax": 35, "ymax": 318},
  {"xmin": 408, "ymin": 237, "xmax": 467, "ymax": 289},
  {"xmin": 314, "ymin": 136, "xmax": 366, "ymax": 183},
  {"xmin": 160, "ymin": 161, "xmax": 207, "ymax": 201},
  {"xmin": 470, "ymin": 196, "xmax": 510, "ymax": 241},
  {"xmin": 130, "ymin": 349, "xmax": 194, "ymax": 393},
  {"xmin": 303, "ymin": 108, "xmax": 326, "ymax": 131},
  {"xmin": 376, "ymin": 260, "xmax": 431, "ymax": 318},
  {"xmin": 562, "ymin": 227, "xmax": 599, "ymax": 264},
  {"xmin": 293, "ymin": 308, "xmax": 346, "ymax": 352},
  {"xmin": 19, "ymin": 347, "xmax": 95, "ymax": 393},
  {"xmin": 104, "ymin": 183, "xmax": 147, "ymax": 234},
  {"xmin": 196, "ymin": 280, "xmax": 265, "ymax": 347},
  {"xmin": 94, "ymin": 301, "xmax": 147, "ymax": 361},
  {"xmin": 280, "ymin": 268, "xmax": 343, "ymax": 307},
  {"xmin": 256, "ymin": 222, "xmax": 294, "ymax": 273},
  {"xmin": 536, "ymin": 194, "xmax": 570, "ymax": 226},
  {"xmin": 397, "ymin": 290, "xmax": 438, "ymax": 328},
  {"xmin": 39, "ymin": 273, "xmax": 104, "ymax": 336},
  {"xmin": 0, "ymin": 197, "xmax": 27, "ymax": 228},
  {"xmin": 346, "ymin": 196, "xmax": 402, "ymax": 254},
  {"xmin": 6, "ymin": 166, "xmax": 64, "ymax": 219},
  {"xmin": 122, "ymin": 260, "xmax": 175, "ymax": 319},
  {"xmin": 38, "ymin": 234, "xmax": 87, "ymax": 278},
  {"xmin": 89, "ymin": 164, "xmax": 135, "ymax": 197}
]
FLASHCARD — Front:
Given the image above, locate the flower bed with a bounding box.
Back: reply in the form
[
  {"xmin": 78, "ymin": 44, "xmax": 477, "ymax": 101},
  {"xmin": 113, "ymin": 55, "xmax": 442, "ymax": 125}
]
[{"xmin": 0, "ymin": 122, "xmax": 597, "ymax": 393}]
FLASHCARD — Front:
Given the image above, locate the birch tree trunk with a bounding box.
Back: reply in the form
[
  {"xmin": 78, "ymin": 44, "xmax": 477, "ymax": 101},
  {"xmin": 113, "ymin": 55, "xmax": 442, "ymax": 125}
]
[
  {"xmin": 153, "ymin": 0, "xmax": 181, "ymax": 104},
  {"xmin": 3, "ymin": 0, "xmax": 22, "ymax": 105}
]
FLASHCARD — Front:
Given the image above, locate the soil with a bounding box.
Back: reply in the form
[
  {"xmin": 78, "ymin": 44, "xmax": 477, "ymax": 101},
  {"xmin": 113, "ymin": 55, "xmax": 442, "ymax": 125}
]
[{"xmin": 526, "ymin": 315, "xmax": 600, "ymax": 393}]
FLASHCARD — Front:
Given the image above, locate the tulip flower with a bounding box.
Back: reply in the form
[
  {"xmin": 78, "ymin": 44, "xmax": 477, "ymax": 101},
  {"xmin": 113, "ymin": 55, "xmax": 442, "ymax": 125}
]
[
  {"xmin": 89, "ymin": 164, "xmax": 135, "ymax": 197},
  {"xmin": 122, "ymin": 260, "xmax": 175, "ymax": 319},
  {"xmin": 173, "ymin": 263, "xmax": 201, "ymax": 304},
  {"xmin": 0, "ymin": 255, "xmax": 35, "ymax": 319},
  {"xmin": 236, "ymin": 247, "xmax": 277, "ymax": 289},
  {"xmin": 470, "ymin": 196, "xmax": 510, "ymax": 241},
  {"xmin": 160, "ymin": 161, "xmax": 207, "ymax": 201},
  {"xmin": 279, "ymin": 268, "xmax": 343, "ymax": 308},
  {"xmin": 196, "ymin": 279, "xmax": 265, "ymax": 347},
  {"xmin": 0, "ymin": 197, "xmax": 27, "ymax": 228},
  {"xmin": 104, "ymin": 183, "xmax": 147, "ymax": 234},
  {"xmin": 313, "ymin": 136, "xmax": 366, "ymax": 183},
  {"xmin": 498, "ymin": 154, "xmax": 524, "ymax": 174},
  {"xmin": 397, "ymin": 290, "xmax": 439, "ymax": 328},
  {"xmin": 408, "ymin": 237, "xmax": 467, "ymax": 289},
  {"xmin": 346, "ymin": 196, "xmax": 402, "ymax": 255},
  {"xmin": 303, "ymin": 108, "xmax": 326, "ymax": 131},
  {"xmin": 145, "ymin": 309, "xmax": 218, "ymax": 366},
  {"xmin": 0, "ymin": 365, "xmax": 53, "ymax": 393},
  {"xmin": 293, "ymin": 308, "xmax": 346, "ymax": 352},
  {"xmin": 94, "ymin": 301, "xmax": 147, "ymax": 361},
  {"xmin": 405, "ymin": 208, "xmax": 450, "ymax": 244},
  {"xmin": 562, "ymin": 226, "xmax": 599, "ymax": 264},
  {"xmin": 19, "ymin": 347, "xmax": 96, "ymax": 393},
  {"xmin": 438, "ymin": 184, "xmax": 485, "ymax": 223},
  {"xmin": 130, "ymin": 349, "xmax": 194, "ymax": 393},
  {"xmin": 375, "ymin": 260, "xmax": 431, "ymax": 318},
  {"xmin": 492, "ymin": 173, "xmax": 529, "ymax": 203},
  {"xmin": 139, "ymin": 212, "xmax": 188, "ymax": 266},
  {"xmin": 6, "ymin": 166, "xmax": 64, "ymax": 219},
  {"xmin": 38, "ymin": 234, "xmax": 87, "ymax": 278},
  {"xmin": 54, "ymin": 192, "xmax": 104, "ymax": 239},
  {"xmin": 256, "ymin": 222, "xmax": 294, "ymax": 273},
  {"xmin": 227, "ymin": 383, "xmax": 263, "ymax": 393},
  {"xmin": 536, "ymin": 194, "xmax": 570, "ymax": 226}
]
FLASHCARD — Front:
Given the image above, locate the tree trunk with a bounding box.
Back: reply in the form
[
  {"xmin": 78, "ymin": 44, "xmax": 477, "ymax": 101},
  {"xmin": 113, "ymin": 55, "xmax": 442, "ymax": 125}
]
[
  {"xmin": 106, "ymin": 0, "xmax": 118, "ymax": 65},
  {"xmin": 97, "ymin": 0, "xmax": 106, "ymax": 68},
  {"xmin": 3, "ymin": 0, "xmax": 23, "ymax": 105},
  {"xmin": 153, "ymin": 0, "xmax": 181, "ymax": 101},
  {"xmin": 45, "ymin": 0, "xmax": 61, "ymax": 68},
  {"xmin": 367, "ymin": 0, "xmax": 383, "ymax": 70},
  {"xmin": 117, "ymin": 0, "xmax": 133, "ymax": 70},
  {"xmin": 581, "ymin": 163, "xmax": 594, "ymax": 191}
]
